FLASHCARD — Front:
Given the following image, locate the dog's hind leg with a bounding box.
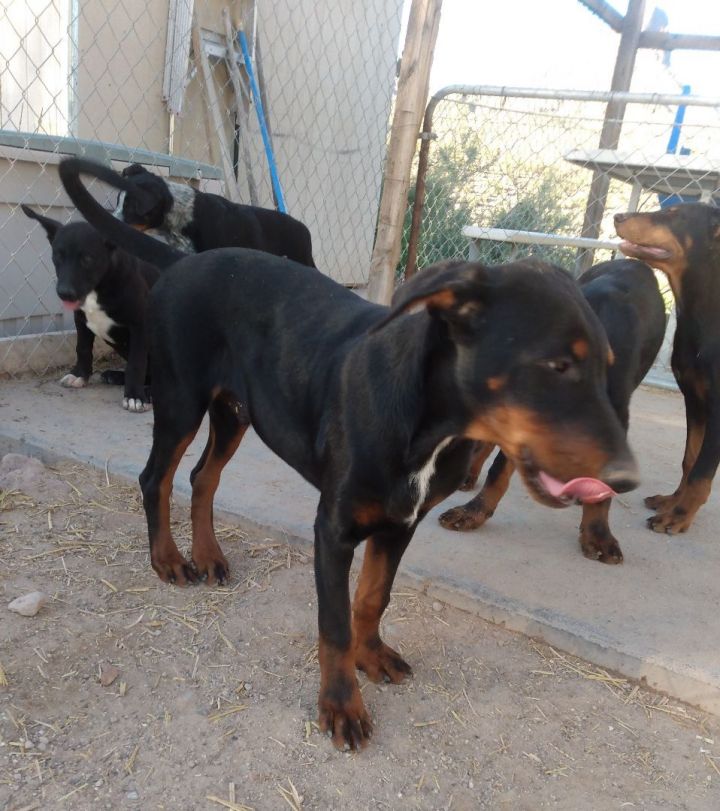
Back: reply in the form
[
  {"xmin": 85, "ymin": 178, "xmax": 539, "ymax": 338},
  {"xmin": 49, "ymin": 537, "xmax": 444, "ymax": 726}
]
[
  {"xmin": 140, "ymin": 406, "xmax": 204, "ymax": 585},
  {"xmin": 645, "ymin": 384, "xmax": 705, "ymax": 513},
  {"xmin": 352, "ymin": 529, "xmax": 414, "ymax": 684},
  {"xmin": 189, "ymin": 389, "xmax": 249, "ymax": 585},
  {"xmin": 439, "ymin": 451, "xmax": 515, "ymax": 531},
  {"xmin": 647, "ymin": 382, "xmax": 715, "ymax": 533}
]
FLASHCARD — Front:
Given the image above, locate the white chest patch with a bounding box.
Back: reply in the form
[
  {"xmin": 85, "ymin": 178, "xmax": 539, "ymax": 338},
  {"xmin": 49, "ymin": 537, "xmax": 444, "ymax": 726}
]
[
  {"xmin": 406, "ymin": 437, "xmax": 453, "ymax": 526},
  {"xmin": 81, "ymin": 292, "xmax": 117, "ymax": 342}
]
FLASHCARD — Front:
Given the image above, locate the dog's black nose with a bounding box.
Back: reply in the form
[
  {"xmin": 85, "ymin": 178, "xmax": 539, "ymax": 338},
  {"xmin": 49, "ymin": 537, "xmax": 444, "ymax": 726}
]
[
  {"xmin": 56, "ymin": 282, "xmax": 77, "ymax": 301},
  {"xmin": 614, "ymin": 212, "xmax": 630, "ymax": 224},
  {"xmin": 600, "ymin": 456, "xmax": 639, "ymax": 494}
]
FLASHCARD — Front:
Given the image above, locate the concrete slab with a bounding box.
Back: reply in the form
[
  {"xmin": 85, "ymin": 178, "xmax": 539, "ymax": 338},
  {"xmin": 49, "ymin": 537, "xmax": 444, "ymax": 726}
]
[{"xmin": 1, "ymin": 376, "xmax": 719, "ymax": 715}]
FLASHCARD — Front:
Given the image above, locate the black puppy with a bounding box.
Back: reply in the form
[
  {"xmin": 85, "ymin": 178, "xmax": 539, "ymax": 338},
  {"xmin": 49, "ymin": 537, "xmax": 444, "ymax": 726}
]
[
  {"xmin": 22, "ymin": 205, "xmax": 160, "ymax": 412},
  {"xmin": 114, "ymin": 162, "xmax": 316, "ymax": 265},
  {"xmin": 60, "ymin": 155, "xmax": 638, "ymax": 751},
  {"xmin": 439, "ymin": 259, "xmax": 666, "ymax": 563}
]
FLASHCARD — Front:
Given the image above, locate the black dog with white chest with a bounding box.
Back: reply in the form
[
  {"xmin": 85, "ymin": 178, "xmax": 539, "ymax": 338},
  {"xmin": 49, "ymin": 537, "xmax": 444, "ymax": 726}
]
[
  {"xmin": 22, "ymin": 205, "xmax": 160, "ymax": 412},
  {"xmin": 115, "ymin": 162, "xmax": 316, "ymax": 265}
]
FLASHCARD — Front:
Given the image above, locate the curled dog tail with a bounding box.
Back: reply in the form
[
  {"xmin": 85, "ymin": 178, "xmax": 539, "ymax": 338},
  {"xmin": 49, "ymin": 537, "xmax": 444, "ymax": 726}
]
[{"xmin": 58, "ymin": 157, "xmax": 185, "ymax": 270}]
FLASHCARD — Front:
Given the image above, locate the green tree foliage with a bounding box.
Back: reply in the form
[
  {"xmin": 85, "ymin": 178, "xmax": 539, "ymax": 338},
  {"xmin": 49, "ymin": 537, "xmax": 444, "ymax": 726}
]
[
  {"xmin": 472, "ymin": 171, "xmax": 582, "ymax": 267},
  {"xmin": 397, "ymin": 100, "xmax": 596, "ymax": 279},
  {"xmin": 397, "ymin": 175, "xmax": 474, "ymax": 278},
  {"xmin": 397, "ymin": 108, "xmax": 494, "ymax": 279}
]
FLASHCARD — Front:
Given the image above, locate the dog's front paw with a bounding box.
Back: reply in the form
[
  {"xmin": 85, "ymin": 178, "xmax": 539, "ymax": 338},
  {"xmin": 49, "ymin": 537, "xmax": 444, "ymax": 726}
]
[
  {"xmin": 318, "ymin": 684, "xmax": 373, "ymax": 751},
  {"xmin": 647, "ymin": 480, "xmax": 708, "ymax": 535},
  {"xmin": 644, "ymin": 492, "xmax": 678, "ymax": 511},
  {"xmin": 123, "ymin": 397, "xmax": 151, "ymax": 413},
  {"xmin": 355, "ymin": 639, "xmax": 412, "ymax": 684},
  {"xmin": 647, "ymin": 507, "xmax": 693, "ymax": 534},
  {"xmin": 191, "ymin": 546, "xmax": 230, "ymax": 586},
  {"xmin": 59, "ymin": 372, "xmax": 88, "ymax": 388},
  {"xmin": 151, "ymin": 550, "xmax": 199, "ymax": 586},
  {"xmin": 578, "ymin": 523, "xmax": 623, "ymax": 564},
  {"xmin": 438, "ymin": 503, "xmax": 490, "ymax": 531}
]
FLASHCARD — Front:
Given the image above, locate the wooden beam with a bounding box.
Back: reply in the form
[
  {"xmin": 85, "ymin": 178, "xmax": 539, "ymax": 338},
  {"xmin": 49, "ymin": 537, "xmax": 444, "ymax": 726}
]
[
  {"xmin": 577, "ymin": 0, "xmax": 645, "ymax": 274},
  {"xmin": 638, "ymin": 31, "xmax": 720, "ymax": 51},
  {"xmin": 366, "ymin": 0, "xmax": 443, "ymax": 305},
  {"xmin": 577, "ymin": 0, "xmax": 624, "ymax": 33}
]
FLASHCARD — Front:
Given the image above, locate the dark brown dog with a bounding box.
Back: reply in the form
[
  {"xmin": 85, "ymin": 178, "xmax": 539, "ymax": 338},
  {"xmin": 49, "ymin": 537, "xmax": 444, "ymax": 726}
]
[{"xmin": 615, "ymin": 202, "xmax": 720, "ymax": 534}]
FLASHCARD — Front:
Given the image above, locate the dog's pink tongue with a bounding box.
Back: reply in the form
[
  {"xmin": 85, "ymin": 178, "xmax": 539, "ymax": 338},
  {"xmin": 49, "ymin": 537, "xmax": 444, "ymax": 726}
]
[
  {"xmin": 538, "ymin": 471, "xmax": 617, "ymax": 504},
  {"xmin": 61, "ymin": 300, "xmax": 81, "ymax": 311}
]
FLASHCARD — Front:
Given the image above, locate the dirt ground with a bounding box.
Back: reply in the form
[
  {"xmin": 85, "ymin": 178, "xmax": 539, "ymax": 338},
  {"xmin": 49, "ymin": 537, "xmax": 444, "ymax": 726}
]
[{"xmin": 1, "ymin": 457, "xmax": 720, "ymax": 811}]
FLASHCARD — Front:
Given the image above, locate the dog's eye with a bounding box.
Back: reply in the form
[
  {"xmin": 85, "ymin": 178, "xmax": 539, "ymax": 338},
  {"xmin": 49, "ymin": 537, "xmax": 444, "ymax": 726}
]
[{"xmin": 541, "ymin": 358, "xmax": 572, "ymax": 374}]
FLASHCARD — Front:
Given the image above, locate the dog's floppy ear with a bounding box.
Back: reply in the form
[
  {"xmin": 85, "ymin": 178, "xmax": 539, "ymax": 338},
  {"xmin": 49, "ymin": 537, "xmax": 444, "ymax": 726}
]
[
  {"xmin": 371, "ymin": 260, "xmax": 489, "ymax": 333},
  {"xmin": 21, "ymin": 204, "xmax": 62, "ymax": 243}
]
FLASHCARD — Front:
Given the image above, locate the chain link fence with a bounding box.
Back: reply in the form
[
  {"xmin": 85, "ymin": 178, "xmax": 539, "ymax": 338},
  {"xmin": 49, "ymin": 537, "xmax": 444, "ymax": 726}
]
[
  {"xmin": 402, "ymin": 86, "xmax": 720, "ymax": 388},
  {"xmin": 0, "ymin": 0, "xmax": 403, "ymax": 376}
]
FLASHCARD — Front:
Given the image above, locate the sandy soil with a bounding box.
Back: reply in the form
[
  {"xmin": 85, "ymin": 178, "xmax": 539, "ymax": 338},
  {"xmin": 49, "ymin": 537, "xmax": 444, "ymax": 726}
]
[{"xmin": 1, "ymin": 456, "xmax": 720, "ymax": 811}]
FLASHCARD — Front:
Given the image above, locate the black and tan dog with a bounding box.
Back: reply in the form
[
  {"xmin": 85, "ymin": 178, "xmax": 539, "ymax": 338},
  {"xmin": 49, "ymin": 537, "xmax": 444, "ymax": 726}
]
[
  {"xmin": 439, "ymin": 259, "xmax": 666, "ymax": 563},
  {"xmin": 114, "ymin": 162, "xmax": 316, "ymax": 265},
  {"xmin": 22, "ymin": 204, "xmax": 160, "ymax": 412},
  {"xmin": 60, "ymin": 156, "xmax": 638, "ymax": 751},
  {"xmin": 615, "ymin": 202, "xmax": 720, "ymax": 534}
]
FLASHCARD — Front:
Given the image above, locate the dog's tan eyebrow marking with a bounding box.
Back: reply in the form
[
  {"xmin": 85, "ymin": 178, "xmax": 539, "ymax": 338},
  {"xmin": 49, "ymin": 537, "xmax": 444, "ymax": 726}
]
[
  {"xmin": 486, "ymin": 375, "xmax": 506, "ymax": 391},
  {"xmin": 571, "ymin": 339, "xmax": 589, "ymax": 360},
  {"xmin": 421, "ymin": 289, "xmax": 457, "ymax": 310}
]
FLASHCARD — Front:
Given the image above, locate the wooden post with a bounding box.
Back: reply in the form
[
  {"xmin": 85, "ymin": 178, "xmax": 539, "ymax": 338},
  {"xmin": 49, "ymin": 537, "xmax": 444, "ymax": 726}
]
[
  {"xmin": 576, "ymin": 0, "xmax": 646, "ymax": 273},
  {"xmin": 366, "ymin": 0, "xmax": 443, "ymax": 305}
]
